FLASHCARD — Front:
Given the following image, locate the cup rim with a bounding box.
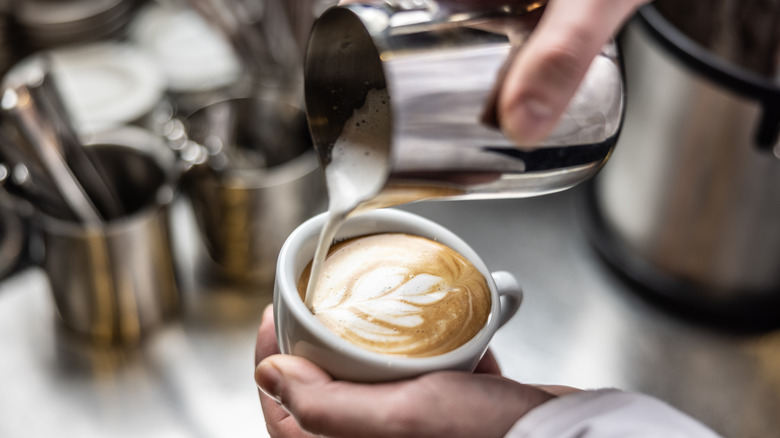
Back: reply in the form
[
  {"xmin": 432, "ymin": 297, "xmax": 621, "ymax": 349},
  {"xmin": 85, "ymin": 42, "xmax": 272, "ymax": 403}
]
[{"xmin": 276, "ymin": 208, "xmax": 501, "ymax": 369}]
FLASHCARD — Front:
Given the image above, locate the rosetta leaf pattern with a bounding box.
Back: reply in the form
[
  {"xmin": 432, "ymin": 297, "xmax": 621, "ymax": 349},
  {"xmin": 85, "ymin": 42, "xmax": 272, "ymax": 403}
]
[
  {"xmin": 315, "ymin": 267, "xmax": 449, "ymax": 331},
  {"xmin": 309, "ymin": 233, "xmax": 489, "ymax": 357}
]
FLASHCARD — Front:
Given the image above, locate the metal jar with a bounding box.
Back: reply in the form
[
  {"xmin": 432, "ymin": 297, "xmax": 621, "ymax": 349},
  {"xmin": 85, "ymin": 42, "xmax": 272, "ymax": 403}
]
[
  {"xmin": 182, "ymin": 96, "xmax": 325, "ymax": 288},
  {"xmin": 38, "ymin": 127, "xmax": 182, "ymax": 345},
  {"xmin": 586, "ymin": 2, "xmax": 780, "ymax": 327}
]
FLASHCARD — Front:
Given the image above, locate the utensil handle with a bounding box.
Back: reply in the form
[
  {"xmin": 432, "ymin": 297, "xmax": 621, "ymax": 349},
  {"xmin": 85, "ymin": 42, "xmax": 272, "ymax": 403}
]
[
  {"xmin": 2, "ymin": 86, "xmax": 103, "ymax": 225},
  {"xmin": 28, "ymin": 57, "xmax": 125, "ymax": 219}
]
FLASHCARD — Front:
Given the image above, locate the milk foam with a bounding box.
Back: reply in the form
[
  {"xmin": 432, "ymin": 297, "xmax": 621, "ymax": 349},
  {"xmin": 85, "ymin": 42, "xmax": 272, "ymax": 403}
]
[
  {"xmin": 299, "ymin": 233, "xmax": 491, "ymax": 357},
  {"xmin": 304, "ymin": 88, "xmax": 392, "ymax": 307}
]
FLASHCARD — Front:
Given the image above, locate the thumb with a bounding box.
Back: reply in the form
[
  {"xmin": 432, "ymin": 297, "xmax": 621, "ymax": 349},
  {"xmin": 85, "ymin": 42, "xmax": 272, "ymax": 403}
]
[
  {"xmin": 256, "ymin": 354, "xmax": 404, "ymax": 437},
  {"xmin": 256, "ymin": 354, "xmax": 397, "ymax": 437},
  {"xmin": 255, "ymin": 355, "xmax": 333, "ymax": 438},
  {"xmin": 256, "ymin": 354, "xmax": 332, "ymax": 405},
  {"xmin": 499, "ymin": 0, "xmax": 646, "ymax": 146}
]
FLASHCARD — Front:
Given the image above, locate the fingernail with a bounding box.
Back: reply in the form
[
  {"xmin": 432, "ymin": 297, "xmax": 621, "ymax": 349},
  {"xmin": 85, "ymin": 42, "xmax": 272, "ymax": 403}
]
[
  {"xmin": 523, "ymin": 98, "xmax": 555, "ymax": 124},
  {"xmin": 505, "ymin": 97, "xmax": 555, "ymax": 146},
  {"xmin": 256, "ymin": 360, "xmax": 283, "ymax": 404}
]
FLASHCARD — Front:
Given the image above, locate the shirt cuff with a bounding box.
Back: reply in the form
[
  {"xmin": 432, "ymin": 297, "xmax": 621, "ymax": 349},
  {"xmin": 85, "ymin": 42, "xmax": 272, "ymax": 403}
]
[{"xmin": 505, "ymin": 388, "xmax": 722, "ymax": 438}]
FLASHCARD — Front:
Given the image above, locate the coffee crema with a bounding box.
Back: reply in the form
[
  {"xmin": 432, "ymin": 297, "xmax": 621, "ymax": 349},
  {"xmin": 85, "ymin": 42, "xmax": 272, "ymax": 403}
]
[{"xmin": 298, "ymin": 233, "xmax": 491, "ymax": 358}]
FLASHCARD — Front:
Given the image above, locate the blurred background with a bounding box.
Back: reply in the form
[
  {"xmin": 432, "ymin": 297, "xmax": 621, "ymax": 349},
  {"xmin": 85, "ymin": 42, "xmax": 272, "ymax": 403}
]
[{"xmin": 0, "ymin": 1, "xmax": 778, "ymax": 437}]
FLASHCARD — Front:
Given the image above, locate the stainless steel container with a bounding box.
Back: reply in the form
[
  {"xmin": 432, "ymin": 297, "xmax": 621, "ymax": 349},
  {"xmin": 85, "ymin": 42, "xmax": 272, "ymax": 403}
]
[
  {"xmin": 37, "ymin": 127, "xmax": 182, "ymax": 345},
  {"xmin": 182, "ymin": 97, "xmax": 325, "ymax": 288},
  {"xmin": 0, "ymin": 203, "xmax": 25, "ymax": 279},
  {"xmin": 585, "ymin": 2, "xmax": 780, "ymax": 327},
  {"xmin": 305, "ymin": 1, "xmax": 625, "ymax": 210}
]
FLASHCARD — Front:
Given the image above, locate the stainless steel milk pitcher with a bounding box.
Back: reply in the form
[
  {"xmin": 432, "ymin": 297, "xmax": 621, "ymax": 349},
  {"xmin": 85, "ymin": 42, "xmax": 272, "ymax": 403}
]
[{"xmin": 304, "ymin": 0, "xmax": 625, "ymax": 209}]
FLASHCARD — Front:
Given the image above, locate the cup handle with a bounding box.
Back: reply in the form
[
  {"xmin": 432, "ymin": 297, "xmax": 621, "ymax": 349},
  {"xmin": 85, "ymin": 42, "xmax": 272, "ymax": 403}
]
[{"xmin": 491, "ymin": 271, "xmax": 523, "ymax": 327}]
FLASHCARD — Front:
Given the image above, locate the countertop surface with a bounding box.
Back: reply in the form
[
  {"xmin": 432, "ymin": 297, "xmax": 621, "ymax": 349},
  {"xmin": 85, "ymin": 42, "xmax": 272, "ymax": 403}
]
[{"xmin": 2, "ymin": 185, "xmax": 780, "ymax": 438}]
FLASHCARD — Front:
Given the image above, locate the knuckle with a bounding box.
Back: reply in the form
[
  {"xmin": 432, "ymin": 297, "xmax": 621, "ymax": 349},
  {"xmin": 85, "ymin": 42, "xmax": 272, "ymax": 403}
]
[
  {"xmin": 388, "ymin": 403, "xmax": 425, "ymax": 433},
  {"xmin": 287, "ymin": 397, "xmax": 329, "ymax": 433},
  {"xmin": 378, "ymin": 386, "xmax": 439, "ymax": 437},
  {"xmin": 388, "ymin": 379, "xmax": 454, "ymax": 437}
]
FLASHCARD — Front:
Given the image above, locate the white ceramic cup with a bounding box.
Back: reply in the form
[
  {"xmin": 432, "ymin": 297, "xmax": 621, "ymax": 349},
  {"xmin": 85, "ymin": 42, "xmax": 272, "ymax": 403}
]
[{"xmin": 273, "ymin": 208, "xmax": 523, "ymax": 382}]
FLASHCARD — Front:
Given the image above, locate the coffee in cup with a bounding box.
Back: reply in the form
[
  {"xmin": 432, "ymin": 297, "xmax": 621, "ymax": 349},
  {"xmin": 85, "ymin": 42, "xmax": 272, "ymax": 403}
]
[
  {"xmin": 274, "ymin": 209, "xmax": 522, "ymax": 382},
  {"xmin": 297, "ymin": 233, "xmax": 491, "ymax": 357}
]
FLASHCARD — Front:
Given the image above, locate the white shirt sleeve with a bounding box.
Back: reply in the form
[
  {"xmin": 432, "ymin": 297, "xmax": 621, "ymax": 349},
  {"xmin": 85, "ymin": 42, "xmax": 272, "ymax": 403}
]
[{"xmin": 505, "ymin": 389, "xmax": 722, "ymax": 438}]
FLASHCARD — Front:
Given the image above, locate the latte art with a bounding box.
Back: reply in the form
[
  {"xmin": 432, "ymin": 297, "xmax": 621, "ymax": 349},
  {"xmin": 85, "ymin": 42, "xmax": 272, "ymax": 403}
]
[{"xmin": 298, "ymin": 233, "xmax": 491, "ymax": 357}]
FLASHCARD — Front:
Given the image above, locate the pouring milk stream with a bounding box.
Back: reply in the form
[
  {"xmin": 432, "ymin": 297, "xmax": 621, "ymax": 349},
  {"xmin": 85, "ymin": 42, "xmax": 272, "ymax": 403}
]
[{"xmin": 304, "ymin": 89, "xmax": 390, "ymax": 306}]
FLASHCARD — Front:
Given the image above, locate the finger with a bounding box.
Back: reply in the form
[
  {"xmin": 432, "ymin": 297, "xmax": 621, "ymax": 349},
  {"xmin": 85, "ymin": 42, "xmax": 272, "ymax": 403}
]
[
  {"xmin": 257, "ymin": 354, "xmax": 556, "ymax": 438},
  {"xmin": 256, "ymin": 354, "xmax": 344, "ymax": 435},
  {"xmin": 499, "ymin": 0, "xmax": 647, "ymax": 146},
  {"xmin": 259, "ymin": 389, "xmax": 318, "ymax": 438},
  {"xmin": 255, "ymin": 304, "xmax": 279, "ymax": 367},
  {"xmin": 255, "ymin": 306, "xmax": 312, "ymax": 435},
  {"xmin": 533, "ymin": 384, "xmax": 582, "ymax": 397},
  {"xmin": 256, "ymin": 354, "xmax": 331, "ymax": 437}
]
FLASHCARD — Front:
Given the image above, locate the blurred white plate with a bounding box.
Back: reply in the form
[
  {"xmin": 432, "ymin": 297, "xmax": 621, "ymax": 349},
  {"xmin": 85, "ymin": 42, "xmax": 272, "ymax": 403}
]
[
  {"xmin": 131, "ymin": 3, "xmax": 242, "ymax": 93},
  {"xmin": 48, "ymin": 43, "xmax": 165, "ymax": 132}
]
